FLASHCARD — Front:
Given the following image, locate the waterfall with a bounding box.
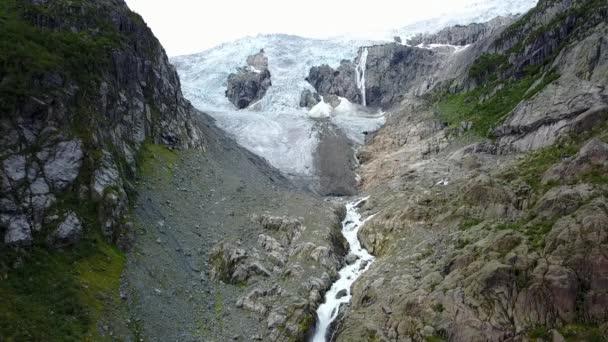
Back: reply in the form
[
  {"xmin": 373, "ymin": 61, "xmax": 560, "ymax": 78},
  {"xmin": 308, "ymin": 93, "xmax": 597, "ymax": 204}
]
[
  {"xmin": 311, "ymin": 197, "xmax": 375, "ymax": 342},
  {"xmin": 355, "ymin": 48, "xmax": 369, "ymax": 106}
]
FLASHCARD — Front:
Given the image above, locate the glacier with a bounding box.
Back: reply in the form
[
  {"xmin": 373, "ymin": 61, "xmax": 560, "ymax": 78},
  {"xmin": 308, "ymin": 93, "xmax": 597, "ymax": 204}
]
[{"xmin": 171, "ymin": 0, "xmax": 538, "ymax": 177}]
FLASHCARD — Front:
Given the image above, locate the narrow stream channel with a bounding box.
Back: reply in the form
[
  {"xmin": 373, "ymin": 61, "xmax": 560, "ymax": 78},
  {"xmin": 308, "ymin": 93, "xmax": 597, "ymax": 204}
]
[{"xmin": 311, "ymin": 197, "xmax": 375, "ymax": 342}]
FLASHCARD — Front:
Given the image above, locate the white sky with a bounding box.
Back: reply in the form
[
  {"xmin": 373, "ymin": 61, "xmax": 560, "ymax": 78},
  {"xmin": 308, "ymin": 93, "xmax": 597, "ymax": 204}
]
[{"xmin": 125, "ymin": 0, "xmax": 481, "ymax": 56}]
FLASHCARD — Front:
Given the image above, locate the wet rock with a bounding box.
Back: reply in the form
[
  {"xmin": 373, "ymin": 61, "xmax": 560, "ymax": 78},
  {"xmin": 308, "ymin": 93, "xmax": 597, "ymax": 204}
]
[
  {"xmin": 345, "ymin": 253, "xmax": 358, "ymax": 265},
  {"xmin": 324, "ymin": 94, "xmax": 342, "ymax": 108},
  {"xmin": 43, "ymin": 140, "xmax": 84, "ymax": 191},
  {"xmin": 299, "ymin": 89, "xmax": 321, "ymax": 109},
  {"xmin": 49, "ymin": 212, "xmax": 83, "ymax": 247},
  {"xmin": 336, "ymin": 289, "xmax": 348, "ymax": 299}
]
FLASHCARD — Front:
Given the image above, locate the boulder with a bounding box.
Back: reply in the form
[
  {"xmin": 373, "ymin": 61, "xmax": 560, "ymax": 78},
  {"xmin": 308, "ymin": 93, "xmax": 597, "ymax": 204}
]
[
  {"xmin": 91, "ymin": 150, "xmax": 123, "ymax": 202},
  {"xmin": 299, "ymin": 89, "xmax": 321, "ymax": 109},
  {"xmin": 225, "ymin": 50, "xmax": 272, "ymax": 109},
  {"xmin": 49, "ymin": 212, "xmax": 83, "ymax": 247},
  {"xmin": 4, "ymin": 215, "xmax": 32, "ymax": 247},
  {"xmin": 43, "ymin": 140, "xmax": 84, "ymax": 191},
  {"xmin": 336, "ymin": 289, "xmax": 348, "ymax": 299},
  {"xmin": 3, "ymin": 154, "xmax": 26, "ymax": 183},
  {"xmin": 305, "ymin": 60, "xmax": 361, "ymax": 105}
]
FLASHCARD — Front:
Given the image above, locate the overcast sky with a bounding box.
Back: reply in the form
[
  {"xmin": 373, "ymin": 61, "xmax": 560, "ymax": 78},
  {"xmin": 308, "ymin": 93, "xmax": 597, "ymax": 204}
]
[{"xmin": 125, "ymin": 0, "xmax": 481, "ymax": 56}]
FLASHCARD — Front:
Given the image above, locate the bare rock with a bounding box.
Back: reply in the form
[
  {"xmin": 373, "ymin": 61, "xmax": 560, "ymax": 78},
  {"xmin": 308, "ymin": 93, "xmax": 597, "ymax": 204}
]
[
  {"xmin": 3, "ymin": 154, "xmax": 26, "ymax": 183},
  {"xmin": 299, "ymin": 89, "xmax": 321, "ymax": 109},
  {"xmin": 43, "ymin": 140, "xmax": 84, "ymax": 191},
  {"xmin": 543, "ymin": 138, "xmax": 608, "ymax": 184},
  {"xmin": 49, "ymin": 212, "xmax": 83, "ymax": 247},
  {"xmin": 4, "ymin": 215, "xmax": 32, "ymax": 247}
]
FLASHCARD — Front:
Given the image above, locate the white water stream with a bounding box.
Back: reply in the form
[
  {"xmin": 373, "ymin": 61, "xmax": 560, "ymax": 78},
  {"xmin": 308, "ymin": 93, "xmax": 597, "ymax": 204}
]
[
  {"xmin": 311, "ymin": 197, "xmax": 375, "ymax": 342},
  {"xmin": 355, "ymin": 48, "xmax": 369, "ymax": 106}
]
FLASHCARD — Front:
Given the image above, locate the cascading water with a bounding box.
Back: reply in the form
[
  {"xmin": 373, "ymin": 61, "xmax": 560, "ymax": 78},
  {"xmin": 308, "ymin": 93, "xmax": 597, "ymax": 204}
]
[
  {"xmin": 311, "ymin": 197, "xmax": 375, "ymax": 342},
  {"xmin": 355, "ymin": 48, "xmax": 369, "ymax": 106}
]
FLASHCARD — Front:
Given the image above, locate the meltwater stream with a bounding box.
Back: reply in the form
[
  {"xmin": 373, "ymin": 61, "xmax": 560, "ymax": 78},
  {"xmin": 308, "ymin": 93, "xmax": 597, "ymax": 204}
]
[{"xmin": 311, "ymin": 197, "xmax": 375, "ymax": 342}]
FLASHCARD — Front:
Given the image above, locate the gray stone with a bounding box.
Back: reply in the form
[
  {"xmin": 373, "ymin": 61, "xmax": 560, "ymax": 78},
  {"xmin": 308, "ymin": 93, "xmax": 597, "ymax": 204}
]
[
  {"xmin": 336, "ymin": 289, "xmax": 348, "ymax": 299},
  {"xmin": 43, "ymin": 140, "xmax": 84, "ymax": 191},
  {"xmin": 345, "ymin": 253, "xmax": 359, "ymax": 265},
  {"xmin": 299, "ymin": 89, "xmax": 321, "ymax": 109},
  {"xmin": 50, "ymin": 212, "xmax": 83, "ymax": 247},
  {"xmin": 4, "ymin": 215, "xmax": 32, "ymax": 246},
  {"xmin": 226, "ymin": 50, "xmax": 272, "ymax": 109},
  {"xmin": 91, "ymin": 150, "xmax": 122, "ymax": 202},
  {"xmin": 306, "ymin": 60, "xmax": 361, "ymax": 105},
  {"xmin": 30, "ymin": 177, "xmax": 50, "ymax": 195},
  {"xmin": 3, "ymin": 154, "xmax": 26, "ymax": 182}
]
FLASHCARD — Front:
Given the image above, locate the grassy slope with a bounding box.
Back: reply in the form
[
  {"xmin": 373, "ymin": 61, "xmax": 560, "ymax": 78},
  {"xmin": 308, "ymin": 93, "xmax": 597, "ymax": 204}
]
[{"xmin": 434, "ymin": 0, "xmax": 605, "ymax": 138}]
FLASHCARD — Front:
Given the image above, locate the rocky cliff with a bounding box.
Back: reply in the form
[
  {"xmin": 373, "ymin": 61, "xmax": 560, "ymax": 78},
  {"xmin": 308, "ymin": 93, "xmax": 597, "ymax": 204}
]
[
  {"xmin": 330, "ymin": 0, "xmax": 608, "ymax": 341},
  {"xmin": 0, "ymin": 0, "xmax": 206, "ymax": 249},
  {"xmin": 304, "ymin": 60, "xmax": 362, "ymax": 105},
  {"xmin": 0, "ymin": 0, "xmax": 207, "ymax": 339},
  {"xmin": 225, "ymin": 49, "xmax": 272, "ymax": 109}
]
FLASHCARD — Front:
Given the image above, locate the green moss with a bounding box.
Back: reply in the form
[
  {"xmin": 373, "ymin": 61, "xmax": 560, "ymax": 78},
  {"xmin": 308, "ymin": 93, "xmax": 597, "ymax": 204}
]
[
  {"xmin": 0, "ymin": 230, "xmax": 126, "ymax": 341},
  {"xmin": 529, "ymin": 326, "xmax": 551, "ymax": 339},
  {"xmin": 136, "ymin": 142, "xmax": 178, "ymax": 180},
  {"xmin": 436, "ymin": 75, "xmax": 543, "ymax": 137},
  {"xmin": 469, "ymin": 53, "xmax": 508, "ymax": 80},
  {"xmin": 0, "ymin": 0, "xmax": 122, "ymax": 110},
  {"xmin": 426, "ymin": 336, "xmax": 447, "ymax": 342},
  {"xmin": 560, "ymin": 323, "xmax": 607, "ymax": 342}
]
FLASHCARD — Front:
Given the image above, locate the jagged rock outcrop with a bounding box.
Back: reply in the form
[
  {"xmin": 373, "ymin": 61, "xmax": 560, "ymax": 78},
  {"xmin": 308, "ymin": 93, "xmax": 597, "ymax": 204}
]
[
  {"xmin": 362, "ymin": 44, "xmax": 447, "ymax": 107},
  {"xmin": 225, "ymin": 49, "xmax": 272, "ymax": 109},
  {"xmin": 0, "ymin": 0, "xmax": 205, "ymax": 247},
  {"xmin": 407, "ymin": 16, "xmax": 517, "ymax": 46},
  {"xmin": 305, "ymin": 60, "xmax": 361, "ymax": 105},
  {"xmin": 335, "ymin": 1, "xmax": 608, "ymax": 340},
  {"xmin": 209, "ymin": 208, "xmax": 347, "ymax": 341}
]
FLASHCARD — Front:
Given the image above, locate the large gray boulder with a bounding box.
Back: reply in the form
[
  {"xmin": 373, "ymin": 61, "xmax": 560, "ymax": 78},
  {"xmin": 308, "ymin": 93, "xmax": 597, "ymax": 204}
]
[
  {"xmin": 225, "ymin": 50, "xmax": 272, "ymax": 109},
  {"xmin": 49, "ymin": 212, "xmax": 83, "ymax": 248},
  {"xmin": 305, "ymin": 60, "xmax": 361, "ymax": 105},
  {"xmin": 3, "ymin": 154, "xmax": 26, "ymax": 183},
  {"xmin": 43, "ymin": 140, "xmax": 84, "ymax": 191},
  {"xmin": 4, "ymin": 215, "xmax": 32, "ymax": 247},
  {"xmin": 299, "ymin": 89, "xmax": 321, "ymax": 109}
]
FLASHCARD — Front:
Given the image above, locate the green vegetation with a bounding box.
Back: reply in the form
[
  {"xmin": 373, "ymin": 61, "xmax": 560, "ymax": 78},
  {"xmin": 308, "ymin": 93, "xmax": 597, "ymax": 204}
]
[
  {"xmin": 529, "ymin": 326, "xmax": 551, "ymax": 339},
  {"xmin": 468, "ymin": 53, "xmax": 507, "ymax": 80},
  {"xmin": 560, "ymin": 323, "xmax": 607, "ymax": 342},
  {"xmin": 426, "ymin": 336, "xmax": 447, "ymax": 342},
  {"xmin": 0, "ymin": 0, "xmax": 121, "ymax": 108},
  {"xmin": 136, "ymin": 142, "xmax": 178, "ymax": 180},
  {"xmin": 0, "ymin": 231, "xmax": 126, "ymax": 341}
]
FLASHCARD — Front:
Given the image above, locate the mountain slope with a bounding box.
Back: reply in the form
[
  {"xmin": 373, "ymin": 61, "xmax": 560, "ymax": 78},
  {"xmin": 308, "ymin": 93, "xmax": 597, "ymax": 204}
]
[
  {"xmin": 331, "ymin": 0, "xmax": 608, "ymax": 340},
  {"xmin": 0, "ymin": 0, "xmax": 206, "ymax": 338}
]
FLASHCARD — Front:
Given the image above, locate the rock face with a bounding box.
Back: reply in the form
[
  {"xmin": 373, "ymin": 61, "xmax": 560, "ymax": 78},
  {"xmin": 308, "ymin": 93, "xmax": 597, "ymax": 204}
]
[
  {"xmin": 49, "ymin": 212, "xmax": 83, "ymax": 248},
  {"xmin": 225, "ymin": 50, "xmax": 272, "ymax": 109},
  {"xmin": 305, "ymin": 60, "xmax": 361, "ymax": 105},
  {"xmin": 0, "ymin": 0, "xmax": 205, "ymax": 248},
  {"xmin": 407, "ymin": 16, "xmax": 516, "ymax": 46},
  {"xmin": 333, "ymin": 0, "xmax": 608, "ymax": 340}
]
